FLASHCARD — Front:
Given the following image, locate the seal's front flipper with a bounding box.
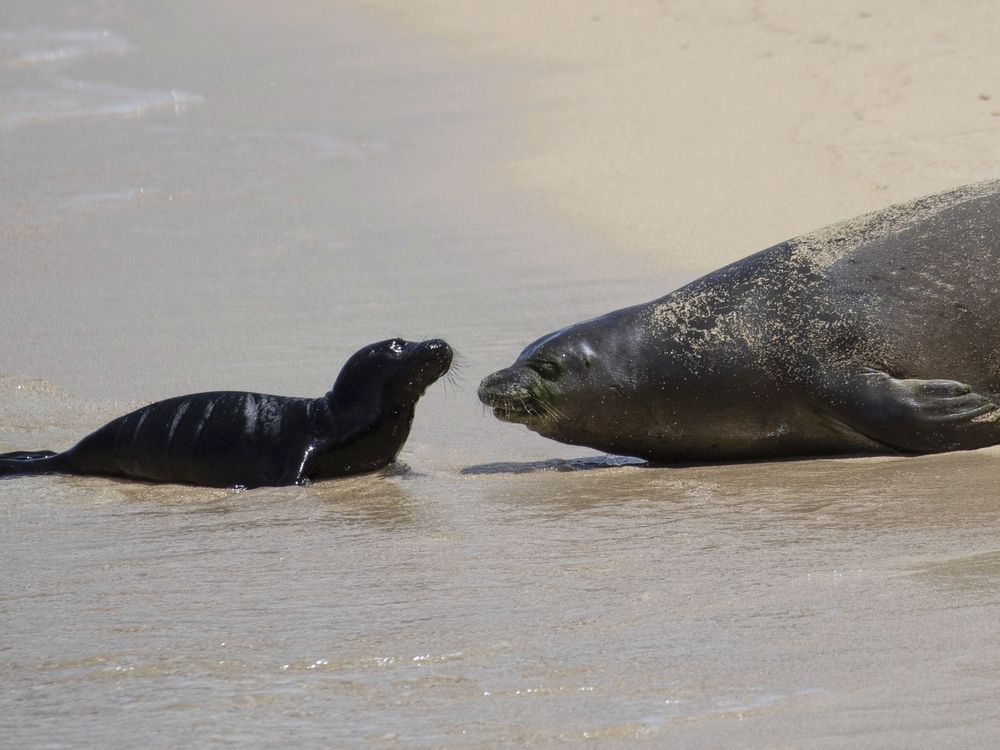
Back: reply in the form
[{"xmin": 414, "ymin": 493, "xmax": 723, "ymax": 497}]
[
  {"xmin": 819, "ymin": 369, "xmax": 1000, "ymax": 453},
  {"xmin": 287, "ymin": 442, "xmax": 325, "ymax": 486}
]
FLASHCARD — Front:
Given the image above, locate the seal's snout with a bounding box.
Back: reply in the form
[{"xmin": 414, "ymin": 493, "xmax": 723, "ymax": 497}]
[
  {"xmin": 416, "ymin": 338, "xmax": 453, "ymax": 375},
  {"xmin": 420, "ymin": 338, "xmax": 450, "ymax": 353},
  {"xmin": 400, "ymin": 339, "xmax": 453, "ymax": 393},
  {"xmin": 477, "ymin": 368, "xmax": 524, "ymax": 407},
  {"xmin": 478, "ymin": 366, "xmax": 551, "ymax": 425}
]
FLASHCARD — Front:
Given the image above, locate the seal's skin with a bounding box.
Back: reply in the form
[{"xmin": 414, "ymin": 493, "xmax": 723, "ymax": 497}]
[
  {"xmin": 0, "ymin": 338, "xmax": 452, "ymax": 487},
  {"xmin": 479, "ymin": 181, "xmax": 1000, "ymax": 462}
]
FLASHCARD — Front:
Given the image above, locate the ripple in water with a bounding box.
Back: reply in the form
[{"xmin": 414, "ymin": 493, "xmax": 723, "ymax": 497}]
[{"xmin": 0, "ymin": 27, "xmax": 201, "ymax": 128}]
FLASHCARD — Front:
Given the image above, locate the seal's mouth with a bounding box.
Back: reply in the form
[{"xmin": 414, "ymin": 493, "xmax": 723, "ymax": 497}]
[{"xmin": 489, "ymin": 401, "xmax": 544, "ymax": 424}]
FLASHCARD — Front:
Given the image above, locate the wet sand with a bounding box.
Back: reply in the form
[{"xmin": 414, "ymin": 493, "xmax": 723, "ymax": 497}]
[{"xmin": 3, "ymin": 1, "xmax": 1000, "ymax": 747}]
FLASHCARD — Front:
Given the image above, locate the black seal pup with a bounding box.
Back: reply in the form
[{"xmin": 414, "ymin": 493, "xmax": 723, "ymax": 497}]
[
  {"xmin": 479, "ymin": 181, "xmax": 1000, "ymax": 462},
  {"xmin": 1, "ymin": 338, "xmax": 452, "ymax": 487}
]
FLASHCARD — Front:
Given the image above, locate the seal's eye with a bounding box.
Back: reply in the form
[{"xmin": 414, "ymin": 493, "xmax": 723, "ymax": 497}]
[
  {"xmin": 388, "ymin": 340, "xmax": 405, "ymax": 355},
  {"xmin": 528, "ymin": 360, "xmax": 561, "ymax": 381}
]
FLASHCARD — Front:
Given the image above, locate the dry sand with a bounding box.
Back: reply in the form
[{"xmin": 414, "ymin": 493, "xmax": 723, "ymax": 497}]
[{"xmin": 374, "ymin": 0, "xmax": 1000, "ymax": 272}]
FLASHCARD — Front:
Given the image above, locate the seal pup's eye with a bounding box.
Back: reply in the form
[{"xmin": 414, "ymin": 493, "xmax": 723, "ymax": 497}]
[
  {"xmin": 528, "ymin": 360, "xmax": 561, "ymax": 381},
  {"xmin": 388, "ymin": 340, "xmax": 405, "ymax": 355}
]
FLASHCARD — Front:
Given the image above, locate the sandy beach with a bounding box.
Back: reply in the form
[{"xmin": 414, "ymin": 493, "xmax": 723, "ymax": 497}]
[
  {"xmin": 374, "ymin": 0, "xmax": 1000, "ymax": 272},
  {"xmin": 4, "ymin": 0, "xmax": 1000, "ymax": 747}
]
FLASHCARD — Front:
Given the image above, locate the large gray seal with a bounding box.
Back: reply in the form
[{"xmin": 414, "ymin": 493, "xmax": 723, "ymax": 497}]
[
  {"xmin": 479, "ymin": 181, "xmax": 1000, "ymax": 462},
  {"xmin": 0, "ymin": 338, "xmax": 452, "ymax": 488}
]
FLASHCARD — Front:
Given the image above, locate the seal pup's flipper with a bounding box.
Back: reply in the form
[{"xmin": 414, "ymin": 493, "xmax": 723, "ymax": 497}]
[
  {"xmin": 286, "ymin": 442, "xmax": 322, "ymax": 486},
  {"xmin": 294, "ymin": 436, "xmax": 385, "ymax": 483},
  {"xmin": 818, "ymin": 369, "xmax": 1000, "ymax": 453}
]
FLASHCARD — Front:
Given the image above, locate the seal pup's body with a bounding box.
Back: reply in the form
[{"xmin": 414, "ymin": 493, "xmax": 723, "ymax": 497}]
[
  {"xmin": 480, "ymin": 181, "xmax": 1000, "ymax": 461},
  {"xmin": 1, "ymin": 338, "xmax": 452, "ymax": 487}
]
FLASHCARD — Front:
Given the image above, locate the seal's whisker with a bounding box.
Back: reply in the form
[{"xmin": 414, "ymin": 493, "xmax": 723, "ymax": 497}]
[
  {"xmin": 520, "ymin": 397, "xmax": 544, "ymax": 418},
  {"xmin": 447, "ymin": 350, "xmax": 467, "ymax": 372},
  {"xmin": 539, "ymin": 401, "xmax": 559, "ymax": 421},
  {"xmin": 539, "ymin": 400, "xmax": 565, "ymax": 422},
  {"xmin": 444, "ymin": 370, "xmax": 465, "ymax": 391}
]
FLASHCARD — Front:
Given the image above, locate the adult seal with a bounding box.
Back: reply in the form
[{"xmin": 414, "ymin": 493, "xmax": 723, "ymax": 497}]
[
  {"xmin": 1, "ymin": 338, "xmax": 452, "ymax": 487},
  {"xmin": 479, "ymin": 181, "xmax": 1000, "ymax": 462}
]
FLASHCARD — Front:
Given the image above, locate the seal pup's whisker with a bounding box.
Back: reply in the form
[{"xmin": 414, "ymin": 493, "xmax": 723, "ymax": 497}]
[
  {"xmin": 435, "ymin": 349, "xmax": 464, "ymax": 396},
  {"xmin": 444, "ymin": 369, "xmax": 465, "ymax": 391}
]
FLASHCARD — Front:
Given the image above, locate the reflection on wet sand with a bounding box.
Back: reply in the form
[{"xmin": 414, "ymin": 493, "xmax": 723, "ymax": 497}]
[
  {"xmin": 464, "ymin": 447, "xmax": 1000, "ymax": 529},
  {"xmin": 48, "ymin": 465, "xmax": 422, "ymax": 530}
]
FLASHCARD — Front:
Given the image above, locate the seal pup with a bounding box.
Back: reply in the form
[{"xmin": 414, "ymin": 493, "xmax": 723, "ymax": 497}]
[
  {"xmin": 1, "ymin": 338, "xmax": 452, "ymax": 488},
  {"xmin": 479, "ymin": 181, "xmax": 1000, "ymax": 462}
]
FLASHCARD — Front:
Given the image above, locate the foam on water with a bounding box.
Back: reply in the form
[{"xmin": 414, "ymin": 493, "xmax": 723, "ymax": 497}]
[{"xmin": 0, "ymin": 28, "xmax": 134, "ymax": 67}]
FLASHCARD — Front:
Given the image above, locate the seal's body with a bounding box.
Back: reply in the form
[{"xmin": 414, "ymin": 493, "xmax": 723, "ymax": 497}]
[
  {"xmin": 1, "ymin": 338, "xmax": 452, "ymax": 487},
  {"xmin": 479, "ymin": 182, "xmax": 1000, "ymax": 462}
]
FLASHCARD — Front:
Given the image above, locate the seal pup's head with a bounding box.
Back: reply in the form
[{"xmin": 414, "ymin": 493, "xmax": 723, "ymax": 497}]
[
  {"xmin": 332, "ymin": 338, "xmax": 453, "ymax": 410},
  {"xmin": 309, "ymin": 338, "xmax": 452, "ymax": 478}
]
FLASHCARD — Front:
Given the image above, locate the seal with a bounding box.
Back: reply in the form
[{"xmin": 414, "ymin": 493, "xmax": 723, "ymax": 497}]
[
  {"xmin": 1, "ymin": 338, "xmax": 452, "ymax": 488},
  {"xmin": 479, "ymin": 181, "xmax": 1000, "ymax": 462}
]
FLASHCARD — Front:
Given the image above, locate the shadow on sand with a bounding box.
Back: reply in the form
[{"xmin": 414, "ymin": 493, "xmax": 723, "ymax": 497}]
[
  {"xmin": 459, "ymin": 450, "xmax": 901, "ymax": 476},
  {"xmin": 461, "ymin": 455, "xmax": 648, "ymax": 475}
]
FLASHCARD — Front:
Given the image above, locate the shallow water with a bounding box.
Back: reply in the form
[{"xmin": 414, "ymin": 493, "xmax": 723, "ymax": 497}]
[{"xmin": 3, "ymin": 1, "xmax": 1000, "ymax": 748}]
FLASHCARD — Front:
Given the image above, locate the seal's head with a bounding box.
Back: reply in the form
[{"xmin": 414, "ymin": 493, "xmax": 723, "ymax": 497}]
[
  {"xmin": 334, "ymin": 338, "xmax": 453, "ymax": 409},
  {"xmin": 313, "ymin": 338, "xmax": 452, "ymax": 477},
  {"xmin": 478, "ymin": 316, "xmax": 648, "ymax": 451}
]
